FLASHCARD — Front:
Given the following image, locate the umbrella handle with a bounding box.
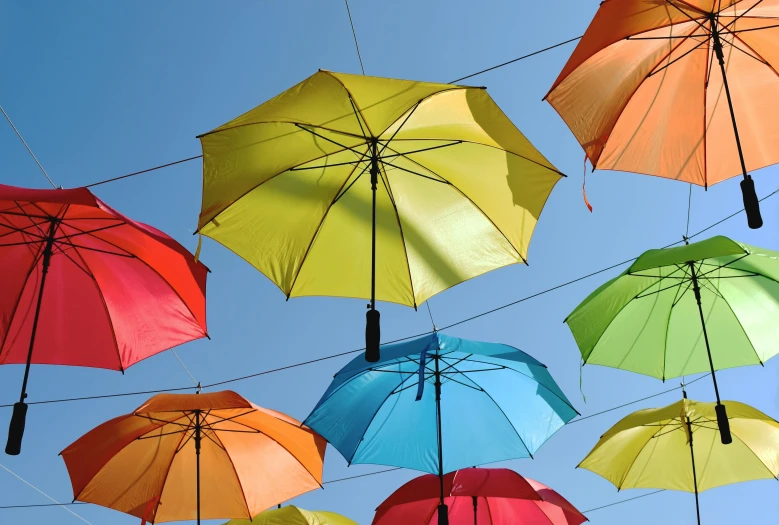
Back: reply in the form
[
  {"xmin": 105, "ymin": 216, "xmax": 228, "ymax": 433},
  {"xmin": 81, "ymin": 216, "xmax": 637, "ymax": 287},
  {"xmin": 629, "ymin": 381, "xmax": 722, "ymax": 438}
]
[
  {"xmin": 740, "ymin": 176, "xmax": 763, "ymax": 230},
  {"xmin": 5, "ymin": 402, "xmax": 28, "ymax": 455},
  {"xmin": 438, "ymin": 504, "xmax": 449, "ymax": 525},
  {"xmin": 365, "ymin": 309, "xmax": 381, "ymax": 362},
  {"xmin": 715, "ymin": 403, "xmax": 732, "ymax": 445}
]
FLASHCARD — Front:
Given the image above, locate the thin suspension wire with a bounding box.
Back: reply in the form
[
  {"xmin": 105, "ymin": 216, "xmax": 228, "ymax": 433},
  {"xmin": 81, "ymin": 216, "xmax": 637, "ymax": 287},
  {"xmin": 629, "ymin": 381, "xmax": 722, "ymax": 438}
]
[
  {"xmin": 0, "ymin": 462, "xmax": 93, "ymax": 524},
  {"xmin": 84, "ymin": 155, "xmax": 202, "ymax": 188},
  {"xmin": 0, "ymin": 104, "xmax": 57, "ymax": 189},
  {"xmin": 72, "ymin": 34, "xmax": 587, "ymax": 190},
  {"xmin": 426, "ymin": 301, "xmax": 437, "ymax": 331},
  {"xmin": 171, "ymin": 350, "xmax": 199, "ymax": 386},
  {"xmin": 581, "ymin": 490, "xmax": 666, "ymax": 514},
  {"xmin": 323, "ymin": 467, "xmax": 402, "ymax": 484},
  {"xmin": 343, "ymin": 0, "xmax": 365, "ymax": 75},
  {"xmin": 449, "ymin": 35, "xmax": 583, "ymax": 84},
  {"xmin": 0, "ymin": 187, "xmax": 775, "ymax": 410}
]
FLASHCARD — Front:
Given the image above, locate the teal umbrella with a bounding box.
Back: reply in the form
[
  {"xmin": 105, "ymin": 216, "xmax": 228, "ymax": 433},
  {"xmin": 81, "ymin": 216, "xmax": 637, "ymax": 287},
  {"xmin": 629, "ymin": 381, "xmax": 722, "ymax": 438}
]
[{"xmin": 566, "ymin": 235, "xmax": 779, "ymax": 444}]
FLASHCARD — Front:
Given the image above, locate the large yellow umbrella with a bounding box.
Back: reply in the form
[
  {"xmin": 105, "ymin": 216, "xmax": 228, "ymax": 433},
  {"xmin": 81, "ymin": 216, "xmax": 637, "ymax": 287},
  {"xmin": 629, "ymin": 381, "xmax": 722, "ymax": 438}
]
[
  {"xmin": 196, "ymin": 70, "xmax": 563, "ymax": 361},
  {"xmin": 580, "ymin": 392, "xmax": 779, "ymax": 524},
  {"xmin": 224, "ymin": 505, "xmax": 358, "ymax": 525}
]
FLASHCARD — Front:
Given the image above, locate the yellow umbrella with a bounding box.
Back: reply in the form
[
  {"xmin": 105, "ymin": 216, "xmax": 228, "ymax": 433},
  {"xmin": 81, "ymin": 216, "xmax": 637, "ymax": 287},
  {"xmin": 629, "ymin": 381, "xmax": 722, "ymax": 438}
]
[
  {"xmin": 580, "ymin": 391, "xmax": 779, "ymax": 524},
  {"xmin": 224, "ymin": 505, "xmax": 358, "ymax": 525},
  {"xmin": 196, "ymin": 70, "xmax": 563, "ymax": 361}
]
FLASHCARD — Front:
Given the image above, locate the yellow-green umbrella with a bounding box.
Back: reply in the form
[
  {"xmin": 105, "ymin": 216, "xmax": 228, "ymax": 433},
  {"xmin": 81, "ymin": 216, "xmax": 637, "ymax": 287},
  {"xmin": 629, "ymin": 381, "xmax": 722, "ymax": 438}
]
[
  {"xmin": 223, "ymin": 505, "xmax": 357, "ymax": 525},
  {"xmin": 196, "ymin": 70, "xmax": 563, "ymax": 361},
  {"xmin": 580, "ymin": 392, "xmax": 779, "ymax": 524}
]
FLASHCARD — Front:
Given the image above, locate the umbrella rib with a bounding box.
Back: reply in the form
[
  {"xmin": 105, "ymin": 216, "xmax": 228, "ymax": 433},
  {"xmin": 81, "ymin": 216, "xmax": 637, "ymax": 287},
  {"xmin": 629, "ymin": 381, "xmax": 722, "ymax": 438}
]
[
  {"xmin": 198, "ymin": 120, "xmax": 368, "ymax": 140},
  {"xmin": 720, "ymin": 0, "xmax": 766, "ymax": 32},
  {"xmin": 437, "ymin": 354, "xmax": 475, "ymax": 374},
  {"xmin": 648, "ymin": 37, "xmax": 712, "ymax": 77},
  {"xmin": 377, "ymin": 100, "xmax": 423, "ymax": 157},
  {"xmin": 289, "ymin": 158, "xmax": 367, "ymax": 172},
  {"xmin": 705, "ymin": 277, "xmax": 764, "ymax": 365},
  {"xmin": 717, "ymin": 28, "xmax": 771, "ymax": 65},
  {"xmin": 380, "ymin": 143, "xmax": 527, "ymax": 264},
  {"xmin": 347, "ymin": 94, "xmax": 370, "ymax": 141},
  {"xmin": 380, "ymin": 140, "xmax": 464, "ymax": 159},
  {"xmin": 331, "ymin": 158, "xmax": 371, "ymax": 205},
  {"xmin": 462, "ymin": 374, "xmax": 535, "ymax": 458},
  {"xmin": 286, "ymin": 148, "xmax": 369, "ymax": 299},
  {"xmin": 377, "ymin": 163, "xmax": 418, "ymax": 308},
  {"xmin": 379, "ymin": 159, "xmax": 450, "ymax": 184}
]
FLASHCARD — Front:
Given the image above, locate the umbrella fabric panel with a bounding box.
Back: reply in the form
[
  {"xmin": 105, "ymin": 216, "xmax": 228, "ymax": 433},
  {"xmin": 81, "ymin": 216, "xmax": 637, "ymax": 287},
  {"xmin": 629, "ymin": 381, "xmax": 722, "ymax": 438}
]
[{"xmin": 351, "ymin": 369, "xmax": 532, "ymax": 473}]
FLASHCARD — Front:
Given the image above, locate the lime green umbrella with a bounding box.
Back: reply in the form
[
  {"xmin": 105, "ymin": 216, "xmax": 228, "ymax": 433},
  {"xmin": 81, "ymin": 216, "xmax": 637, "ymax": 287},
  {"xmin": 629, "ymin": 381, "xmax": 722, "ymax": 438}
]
[
  {"xmin": 223, "ymin": 505, "xmax": 357, "ymax": 525},
  {"xmin": 566, "ymin": 235, "xmax": 779, "ymax": 444}
]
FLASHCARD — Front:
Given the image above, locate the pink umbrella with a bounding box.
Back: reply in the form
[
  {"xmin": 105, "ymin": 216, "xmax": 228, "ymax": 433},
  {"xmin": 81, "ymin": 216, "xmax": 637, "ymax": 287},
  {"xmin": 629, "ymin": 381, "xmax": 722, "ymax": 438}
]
[
  {"xmin": 373, "ymin": 468, "xmax": 586, "ymax": 525},
  {"xmin": 0, "ymin": 184, "xmax": 209, "ymax": 455}
]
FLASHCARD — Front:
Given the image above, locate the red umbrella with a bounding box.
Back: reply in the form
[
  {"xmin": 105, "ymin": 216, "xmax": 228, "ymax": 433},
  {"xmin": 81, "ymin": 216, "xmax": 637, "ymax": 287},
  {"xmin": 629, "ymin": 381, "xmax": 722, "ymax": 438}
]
[
  {"xmin": 373, "ymin": 468, "xmax": 586, "ymax": 525},
  {"xmin": 0, "ymin": 184, "xmax": 208, "ymax": 455}
]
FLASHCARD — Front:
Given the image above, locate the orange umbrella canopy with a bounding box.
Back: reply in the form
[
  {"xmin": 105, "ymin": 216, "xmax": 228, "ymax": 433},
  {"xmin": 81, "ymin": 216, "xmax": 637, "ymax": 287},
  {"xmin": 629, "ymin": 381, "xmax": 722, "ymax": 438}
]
[
  {"xmin": 60, "ymin": 391, "xmax": 326, "ymax": 524},
  {"xmin": 546, "ymin": 0, "xmax": 779, "ymax": 191}
]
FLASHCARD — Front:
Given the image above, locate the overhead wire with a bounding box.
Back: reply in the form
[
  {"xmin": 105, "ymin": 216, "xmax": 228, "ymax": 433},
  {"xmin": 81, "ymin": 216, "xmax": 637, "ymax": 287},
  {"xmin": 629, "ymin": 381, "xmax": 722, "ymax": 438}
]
[
  {"xmin": 0, "ymin": 104, "xmax": 57, "ymax": 189},
  {"xmin": 343, "ymin": 0, "xmax": 366, "ymax": 75},
  {"xmin": 0, "ymin": 183, "xmax": 766, "ymax": 411},
  {"xmin": 0, "ymin": 462, "xmax": 93, "ymax": 524}
]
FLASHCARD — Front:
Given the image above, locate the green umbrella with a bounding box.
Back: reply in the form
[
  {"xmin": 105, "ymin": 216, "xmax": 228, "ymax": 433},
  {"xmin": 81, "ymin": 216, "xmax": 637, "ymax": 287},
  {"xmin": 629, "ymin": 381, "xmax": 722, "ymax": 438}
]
[{"xmin": 566, "ymin": 235, "xmax": 779, "ymax": 445}]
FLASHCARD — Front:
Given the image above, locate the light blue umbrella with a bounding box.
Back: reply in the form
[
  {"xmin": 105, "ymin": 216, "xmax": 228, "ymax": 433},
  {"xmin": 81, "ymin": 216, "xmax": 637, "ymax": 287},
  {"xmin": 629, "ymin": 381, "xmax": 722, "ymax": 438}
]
[{"xmin": 304, "ymin": 332, "xmax": 577, "ymax": 525}]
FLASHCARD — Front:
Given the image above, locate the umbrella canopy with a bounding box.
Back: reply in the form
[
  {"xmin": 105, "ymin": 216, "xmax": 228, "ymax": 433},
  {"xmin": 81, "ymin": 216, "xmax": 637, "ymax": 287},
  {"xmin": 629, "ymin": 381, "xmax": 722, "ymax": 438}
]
[
  {"xmin": 373, "ymin": 468, "xmax": 587, "ymax": 525},
  {"xmin": 61, "ymin": 391, "xmax": 326, "ymax": 524},
  {"xmin": 580, "ymin": 395, "xmax": 779, "ymax": 524},
  {"xmin": 546, "ymin": 0, "xmax": 779, "ymax": 228},
  {"xmin": 196, "ymin": 70, "xmax": 564, "ymax": 361},
  {"xmin": 305, "ymin": 332, "xmax": 576, "ymax": 522},
  {"xmin": 0, "ymin": 184, "xmax": 208, "ymax": 455},
  {"xmin": 224, "ymin": 505, "xmax": 358, "ymax": 525},
  {"xmin": 566, "ymin": 235, "xmax": 779, "ymax": 442}
]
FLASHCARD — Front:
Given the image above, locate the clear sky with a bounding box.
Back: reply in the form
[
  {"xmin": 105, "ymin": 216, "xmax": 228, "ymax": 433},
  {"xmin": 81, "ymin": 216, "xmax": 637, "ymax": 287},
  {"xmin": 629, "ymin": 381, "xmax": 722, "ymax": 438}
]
[{"xmin": 1, "ymin": 1, "xmax": 778, "ymax": 524}]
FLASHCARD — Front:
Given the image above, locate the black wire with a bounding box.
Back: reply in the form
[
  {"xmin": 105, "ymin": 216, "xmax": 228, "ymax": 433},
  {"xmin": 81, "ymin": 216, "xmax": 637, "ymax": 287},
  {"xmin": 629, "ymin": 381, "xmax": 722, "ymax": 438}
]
[
  {"xmin": 323, "ymin": 467, "xmax": 402, "ymax": 484},
  {"xmin": 1, "ymin": 182, "xmax": 774, "ymax": 410},
  {"xmin": 581, "ymin": 490, "xmax": 666, "ymax": 514},
  {"xmin": 83, "ymin": 155, "xmax": 202, "ymax": 188},
  {"xmin": 568, "ymin": 373, "xmax": 711, "ymax": 425},
  {"xmin": 449, "ymin": 36, "xmax": 583, "ymax": 84},
  {"xmin": 343, "ymin": 0, "xmax": 365, "ymax": 75}
]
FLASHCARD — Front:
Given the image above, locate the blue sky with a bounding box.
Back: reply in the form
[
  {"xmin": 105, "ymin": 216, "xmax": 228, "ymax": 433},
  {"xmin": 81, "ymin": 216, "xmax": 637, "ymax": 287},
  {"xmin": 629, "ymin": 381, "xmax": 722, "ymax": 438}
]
[{"xmin": 1, "ymin": 1, "xmax": 778, "ymax": 524}]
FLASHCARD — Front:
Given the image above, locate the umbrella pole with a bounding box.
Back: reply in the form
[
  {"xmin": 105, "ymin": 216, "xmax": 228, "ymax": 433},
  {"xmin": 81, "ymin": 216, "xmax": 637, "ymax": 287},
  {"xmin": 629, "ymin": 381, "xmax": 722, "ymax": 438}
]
[
  {"xmin": 365, "ymin": 139, "xmax": 381, "ymax": 362},
  {"xmin": 472, "ymin": 496, "xmax": 478, "ymax": 525},
  {"xmin": 683, "ymin": 390, "xmax": 702, "ymax": 525},
  {"xmin": 434, "ymin": 355, "xmax": 448, "ymax": 525},
  {"xmin": 6, "ymin": 220, "xmax": 57, "ymax": 456},
  {"xmin": 688, "ymin": 262, "xmax": 732, "ymax": 445},
  {"xmin": 710, "ymin": 16, "xmax": 763, "ymax": 229},
  {"xmin": 195, "ymin": 410, "xmax": 201, "ymax": 525}
]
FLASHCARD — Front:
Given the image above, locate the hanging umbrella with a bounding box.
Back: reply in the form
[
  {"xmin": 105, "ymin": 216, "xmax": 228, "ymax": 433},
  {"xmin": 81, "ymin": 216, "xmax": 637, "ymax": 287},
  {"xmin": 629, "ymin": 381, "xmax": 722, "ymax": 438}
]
[
  {"xmin": 60, "ymin": 391, "xmax": 326, "ymax": 524},
  {"xmin": 223, "ymin": 505, "xmax": 358, "ymax": 525},
  {"xmin": 566, "ymin": 235, "xmax": 779, "ymax": 444},
  {"xmin": 196, "ymin": 70, "xmax": 564, "ymax": 362},
  {"xmin": 373, "ymin": 467, "xmax": 587, "ymax": 525},
  {"xmin": 304, "ymin": 332, "xmax": 578, "ymax": 525},
  {"xmin": 0, "ymin": 184, "xmax": 208, "ymax": 456},
  {"xmin": 579, "ymin": 392, "xmax": 779, "ymax": 525},
  {"xmin": 545, "ymin": 0, "xmax": 779, "ymax": 228}
]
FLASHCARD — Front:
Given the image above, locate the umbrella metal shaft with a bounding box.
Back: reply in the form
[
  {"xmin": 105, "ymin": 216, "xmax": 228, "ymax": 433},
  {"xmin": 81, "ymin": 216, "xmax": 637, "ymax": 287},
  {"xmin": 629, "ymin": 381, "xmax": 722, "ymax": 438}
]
[
  {"xmin": 687, "ymin": 263, "xmax": 722, "ymax": 404},
  {"xmin": 434, "ymin": 355, "xmax": 448, "ymax": 525},
  {"xmin": 195, "ymin": 410, "xmax": 201, "ymax": 525}
]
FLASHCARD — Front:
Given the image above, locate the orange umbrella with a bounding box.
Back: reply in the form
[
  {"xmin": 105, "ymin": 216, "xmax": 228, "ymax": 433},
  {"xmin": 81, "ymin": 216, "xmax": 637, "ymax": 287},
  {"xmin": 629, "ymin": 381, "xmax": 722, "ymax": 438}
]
[
  {"xmin": 60, "ymin": 391, "xmax": 326, "ymax": 524},
  {"xmin": 545, "ymin": 0, "xmax": 777, "ymax": 229}
]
